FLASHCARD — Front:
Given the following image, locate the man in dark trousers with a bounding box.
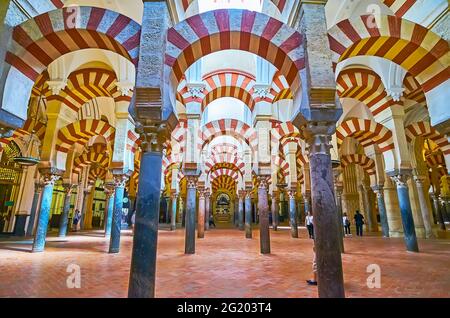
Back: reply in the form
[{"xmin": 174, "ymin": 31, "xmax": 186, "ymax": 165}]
[{"xmin": 354, "ymin": 210, "xmax": 365, "ymax": 236}]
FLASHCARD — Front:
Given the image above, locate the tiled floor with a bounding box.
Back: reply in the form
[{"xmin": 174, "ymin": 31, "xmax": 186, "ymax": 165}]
[{"xmin": 0, "ymin": 227, "xmax": 449, "ymax": 298}]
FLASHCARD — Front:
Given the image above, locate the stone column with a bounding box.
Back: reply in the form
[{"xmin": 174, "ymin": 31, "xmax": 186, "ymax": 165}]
[
  {"xmin": 257, "ymin": 176, "xmax": 271, "ymax": 254},
  {"xmin": 32, "ymin": 173, "xmax": 60, "ymax": 253},
  {"xmin": 58, "ymin": 184, "xmax": 75, "ymax": 238},
  {"xmin": 371, "ymin": 185, "xmax": 390, "ymax": 238},
  {"xmin": 431, "ymin": 193, "xmax": 446, "ymax": 231},
  {"xmin": 26, "ymin": 182, "xmax": 43, "ymax": 237},
  {"xmin": 390, "ymin": 173, "xmax": 419, "ymax": 252},
  {"xmin": 271, "ymin": 191, "xmax": 279, "ymax": 230},
  {"xmin": 238, "ymin": 190, "xmax": 245, "ymax": 231},
  {"xmin": 360, "ymin": 184, "xmax": 377, "ymax": 232},
  {"xmin": 245, "ymin": 190, "xmax": 252, "ymax": 239},
  {"xmin": 170, "ymin": 193, "xmax": 178, "ymax": 231},
  {"xmin": 204, "ymin": 190, "xmax": 210, "ymax": 231},
  {"xmin": 104, "ymin": 187, "xmax": 115, "ymax": 237},
  {"xmin": 303, "ymin": 190, "xmax": 311, "ymax": 218},
  {"xmin": 79, "ymin": 189, "xmax": 90, "ymax": 231},
  {"xmin": 288, "ymin": 190, "xmax": 299, "ymax": 238},
  {"xmin": 414, "ymin": 176, "xmax": 434, "ymax": 238},
  {"xmin": 109, "ymin": 175, "xmax": 128, "ymax": 254},
  {"xmin": 197, "ymin": 188, "xmax": 206, "ymax": 239},
  {"xmin": 305, "ymin": 126, "xmax": 345, "ymax": 298},
  {"xmin": 128, "ymin": 134, "xmax": 165, "ymax": 298},
  {"xmin": 165, "ymin": 196, "xmax": 170, "ymax": 224},
  {"xmin": 334, "ymin": 182, "xmax": 345, "ymax": 253},
  {"xmin": 185, "ymin": 175, "xmax": 198, "ymax": 254}
]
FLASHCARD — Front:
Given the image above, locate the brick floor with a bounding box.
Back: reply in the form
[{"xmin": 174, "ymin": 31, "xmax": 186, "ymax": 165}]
[{"xmin": 0, "ymin": 227, "xmax": 449, "ymax": 298}]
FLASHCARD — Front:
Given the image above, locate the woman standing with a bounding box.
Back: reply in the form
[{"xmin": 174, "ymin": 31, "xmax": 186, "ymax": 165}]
[
  {"xmin": 305, "ymin": 211, "xmax": 314, "ymax": 239},
  {"xmin": 343, "ymin": 212, "xmax": 351, "ymax": 235}
]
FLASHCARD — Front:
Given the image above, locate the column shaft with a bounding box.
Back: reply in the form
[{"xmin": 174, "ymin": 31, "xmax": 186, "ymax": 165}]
[
  {"xmin": 198, "ymin": 190, "xmax": 205, "ymax": 238},
  {"xmin": 109, "ymin": 176, "xmax": 127, "ymax": 254},
  {"xmin": 32, "ymin": 175, "xmax": 58, "ymax": 252},
  {"xmin": 238, "ymin": 194, "xmax": 244, "ymax": 230},
  {"xmin": 171, "ymin": 194, "xmax": 178, "ymax": 231},
  {"xmin": 288, "ymin": 191, "xmax": 298, "ymax": 238},
  {"xmin": 185, "ymin": 177, "xmax": 197, "ymax": 254},
  {"xmin": 271, "ymin": 193, "xmax": 279, "ymax": 230},
  {"xmin": 414, "ymin": 178, "xmax": 434, "ymax": 238},
  {"xmin": 104, "ymin": 193, "xmax": 114, "ymax": 236},
  {"xmin": 128, "ymin": 150, "xmax": 163, "ymax": 298},
  {"xmin": 26, "ymin": 185, "xmax": 42, "ymax": 237},
  {"xmin": 245, "ymin": 192, "xmax": 252, "ymax": 238},
  {"xmin": 58, "ymin": 186, "xmax": 73, "ymax": 238},
  {"xmin": 205, "ymin": 193, "xmax": 210, "ymax": 231},
  {"xmin": 258, "ymin": 177, "xmax": 270, "ymax": 254},
  {"xmin": 373, "ymin": 187, "xmax": 390, "ymax": 238}
]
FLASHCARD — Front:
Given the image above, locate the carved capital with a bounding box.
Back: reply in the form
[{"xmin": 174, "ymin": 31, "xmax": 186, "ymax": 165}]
[
  {"xmin": 287, "ymin": 190, "xmax": 297, "ymax": 200},
  {"xmin": 62, "ymin": 183, "xmax": 76, "ymax": 195},
  {"xmin": 46, "ymin": 80, "xmax": 67, "ymax": 95},
  {"xmin": 253, "ymin": 84, "xmax": 271, "ymax": 98},
  {"xmin": 186, "ymin": 175, "xmax": 198, "ymax": 189},
  {"xmin": 113, "ymin": 174, "xmax": 128, "ymax": 188},
  {"xmin": 257, "ymin": 175, "xmax": 270, "ymax": 189},
  {"xmin": 390, "ymin": 174, "xmax": 410, "ymax": 188}
]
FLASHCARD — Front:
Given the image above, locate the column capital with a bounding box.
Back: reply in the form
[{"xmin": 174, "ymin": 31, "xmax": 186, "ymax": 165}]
[
  {"xmin": 303, "ymin": 123, "xmax": 336, "ymax": 157},
  {"xmin": 40, "ymin": 173, "xmax": 60, "ymax": 186},
  {"xmin": 413, "ymin": 175, "xmax": 426, "ymax": 187},
  {"xmin": 388, "ymin": 169, "xmax": 412, "ymax": 188},
  {"xmin": 238, "ymin": 190, "xmax": 246, "ymax": 200},
  {"xmin": 62, "ymin": 183, "xmax": 76, "ymax": 195},
  {"xmin": 135, "ymin": 120, "xmax": 174, "ymax": 153},
  {"xmin": 256, "ymin": 175, "xmax": 270, "ymax": 189},
  {"xmin": 113, "ymin": 174, "xmax": 129, "ymax": 188},
  {"xmin": 186, "ymin": 175, "xmax": 198, "ymax": 189},
  {"xmin": 245, "ymin": 189, "xmax": 253, "ymax": 199},
  {"xmin": 287, "ymin": 190, "xmax": 297, "ymax": 199},
  {"xmin": 34, "ymin": 182, "xmax": 43, "ymax": 193}
]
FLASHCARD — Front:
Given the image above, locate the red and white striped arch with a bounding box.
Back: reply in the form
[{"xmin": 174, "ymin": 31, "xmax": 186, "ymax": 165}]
[
  {"xmin": 56, "ymin": 119, "xmax": 115, "ymax": 153},
  {"xmin": 340, "ymin": 154, "xmax": 376, "ymax": 175},
  {"xmin": 328, "ymin": 15, "xmax": 449, "ymax": 93},
  {"xmin": 425, "ymin": 151, "xmax": 445, "ymax": 168},
  {"xmin": 271, "ymin": 71, "xmax": 293, "ymax": 103},
  {"xmin": 211, "ymin": 143, "xmax": 239, "ymax": 156},
  {"xmin": 44, "ymin": 68, "xmax": 132, "ymax": 113},
  {"xmin": 165, "ymin": 9, "xmax": 305, "ymax": 108},
  {"xmin": 162, "ymin": 153, "xmax": 183, "ymax": 174},
  {"xmin": 204, "ymin": 154, "xmax": 245, "ymax": 175},
  {"xmin": 199, "ymin": 119, "xmax": 258, "ymax": 151},
  {"xmin": 73, "ymin": 144, "xmax": 110, "ymax": 172},
  {"xmin": 272, "ymin": 155, "xmax": 289, "ymax": 178},
  {"xmin": 336, "ymin": 118, "xmax": 394, "ymax": 152},
  {"xmin": 6, "ymin": 7, "xmax": 141, "ymax": 82},
  {"xmin": 337, "ymin": 67, "xmax": 394, "ymax": 116},
  {"xmin": 127, "ymin": 129, "xmax": 141, "ymax": 154},
  {"xmin": 212, "ymin": 175, "xmax": 237, "ymax": 193},
  {"xmin": 405, "ymin": 122, "xmax": 450, "ymax": 155},
  {"xmin": 382, "ymin": 0, "xmax": 418, "ymax": 18},
  {"xmin": 210, "ymin": 168, "xmax": 240, "ymax": 182},
  {"xmin": 403, "ymin": 73, "xmax": 427, "ymax": 107}
]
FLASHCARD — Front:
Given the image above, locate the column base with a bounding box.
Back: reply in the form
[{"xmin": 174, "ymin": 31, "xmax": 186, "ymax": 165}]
[
  {"xmin": 31, "ymin": 247, "xmax": 44, "ymax": 253},
  {"xmin": 109, "ymin": 248, "xmax": 120, "ymax": 254}
]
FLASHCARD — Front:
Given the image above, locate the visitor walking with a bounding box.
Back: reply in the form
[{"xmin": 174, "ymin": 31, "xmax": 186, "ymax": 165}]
[
  {"xmin": 305, "ymin": 211, "xmax": 314, "ymax": 239},
  {"xmin": 354, "ymin": 210, "xmax": 365, "ymax": 236},
  {"xmin": 343, "ymin": 212, "xmax": 351, "ymax": 235},
  {"xmin": 72, "ymin": 210, "xmax": 81, "ymax": 232},
  {"xmin": 209, "ymin": 215, "xmax": 216, "ymax": 228}
]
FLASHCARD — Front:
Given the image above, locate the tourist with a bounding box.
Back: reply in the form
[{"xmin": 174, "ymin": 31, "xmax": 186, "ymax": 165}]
[
  {"xmin": 306, "ymin": 244, "xmax": 318, "ymax": 286},
  {"xmin": 305, "ymin": 211, "xmax": 314, "ymax": 239},
  {"xmin": 72, "ymin": 210, "xmax": 81, "ymax": 232},
  {"xmin": 209, "ymin": 215, "xmax": 216, "ymax": 228},
  {"xmin": 343, "ymin": 212, "xmax": 351, "ymax": 235},
  {"xmin": 354, "ymin": 210, "xmax": 365, "ymax": 236}
]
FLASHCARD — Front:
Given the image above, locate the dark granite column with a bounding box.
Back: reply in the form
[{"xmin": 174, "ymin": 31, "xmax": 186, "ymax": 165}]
[
  {"xmin": 32, "ymin": 173, "xmax": 59, "ymax": 253},
  {"xmin": 185, "ymin": 175, "xmax": 198, "ymax": 254},
  {"xmin": 204, "ymin": 190, "xmax": 210, "ymax": 231},
  {"xmin": 170, "ymin": 193, "xmax": 178, "ymax": 231},
  {"xmin": 288, "ymin": 190, "xmax": 298, "ymax": 238},
  {"xmin": 238, "ymin": 191, "xmax": 245, "ymax": 231},
  {"xmin": 306, "ymin": 128, "xmax": 345, "ymax": 298},
  {"xmin": 257, "ymin": 176, "xmax": 270, "ymax": 254},
  {"xmin": 58, "ymin": 184, "xmax": 75, "ymax": 238},
  {"xmin": 390, "ymin": 173, "xmax": 419, "ymax": 252},
  {"xmin": 26, "ymin": 182, "xmax": 43, "ymax": 237},
  {"xmin": 197, "ymin": 188, "xmax": 205, "ymax": 239},
  {"xmin": 128, "ymin": 140, "xmax": 164, "ymax": 298},
  {"xmin": 304, "ymin": 190, "xmax": 311, "ymax": 217},
  {"xmin": 431, "ymin": 193, "xmax": 446, "ymax": 230},
  {"xmin": 334, "ymin": 181, "xmax": 345, "ymax": 253},
  {"xmin": 109, "ymin": 175, "xmax": 128, "ymax": 254},
  {"xmin": 245, "ymin": 190, "xmax": 252, "ymax": 238},
  {"xmin": 413, "ymin": 177, "xmax": 434, "ymax": 238},
  {"xmin": 104, "ymin": 187, "xmax": 115, "ymax": 236},
  {"xmin": 372, "ymin": 185, "xmax": 390, "ymax": 238},
  {"xmin": 271, "ymin": 191, "xmax": 279, "ymax": 230}
]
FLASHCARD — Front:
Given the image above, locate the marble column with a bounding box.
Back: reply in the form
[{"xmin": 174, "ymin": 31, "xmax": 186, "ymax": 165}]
[
  {"xmin": 109, "ymin": 175, "xmax": 127, "ymax": 254},
  {"xmin": 245, "ymin": 190, "xmax": 252, "ymax": 239},
  {"xmin": 304, "ymin": 190, "xmax": 311, "ymax": 219},
  {"xmin": 431, "ymin": 193, "xmax": 446, "ymax": 230},
  {"xmin": 26, "ymin": 183, "xmax": 43, "ymax": 237},
  {"xmin": 185, "ymin": 176, "xmax": 198, "ymax": 254},
  {"xmin": 170, "ymin": 193, "xmax": 178, "ymax": 231},
  {"xmin": 128, "ymin": 143, "xmax": 164, "ymax": 298},
  {"xmin": 165, "ymin": 196, "xmax": 170, "ymax": 224},
  {"xmin": 371, "ymin": 185, "xmax": 390, "ymax": 238},
  {"xmin": 197, "ymin": 189, "xmax": 205, "ymax": 239},
  {"xmin": 271, "ymin": 191, "xmax": 279, "ymax": 230},
  {"xmin": 288, "ymin": 190, "xmax": 298, "ymax": 238},
  {"xmin": 238, "ymin": 191, "xmax": 245, "ymax": 231},
  {"xmin": 414, "ymin": 177, "xmax": 434, "ymax": 238},
  {"xmin": 104, "ymin": 188, "xmax": 114, "ymax": 236},
  {"xmin": 79, "ymin": 189, "xmax": 90, "ymax": 231},
  {"xmin": 257, "ymin": 176, "xmax": 270, "ymax": 254},
  {"xmin": 390, "ymin": 174, "xmax": 419, "ymax": 252},
  {"xmin": 204, "ymin": 190, "xmax": 210, "ymax": 231},
  {"xmin": 58, "ymin": 184, "xmax": 75, "ymax": 238},
  {"xmin": 334, "ymin": 183, "xmax": 345, "ymax": 253},
  {"xmin": 306, "ymin": 130, "xmax": 345, "ymax": 298},
  {"xmin": 360, "ymin": 185, "xmax": 377, "ymax": 232},
  {"xmin": 32, "ymin": 174, "xmax": 59, "ymax": 253}
]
